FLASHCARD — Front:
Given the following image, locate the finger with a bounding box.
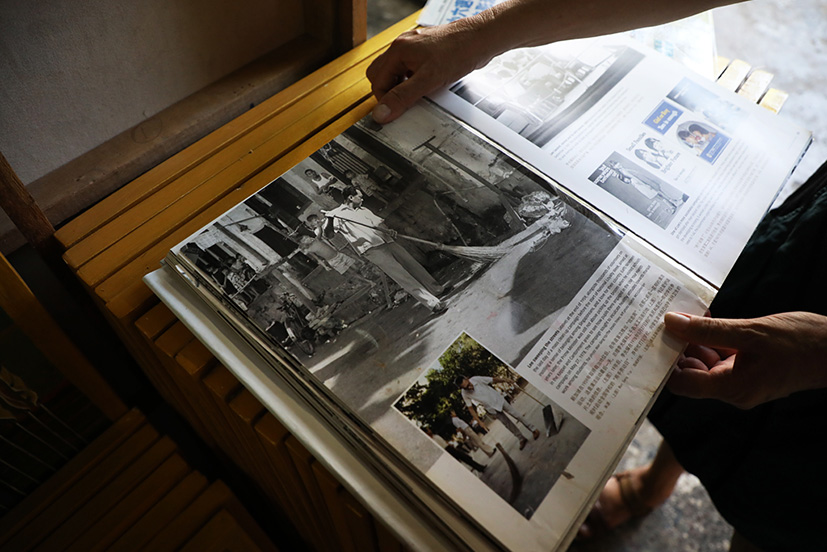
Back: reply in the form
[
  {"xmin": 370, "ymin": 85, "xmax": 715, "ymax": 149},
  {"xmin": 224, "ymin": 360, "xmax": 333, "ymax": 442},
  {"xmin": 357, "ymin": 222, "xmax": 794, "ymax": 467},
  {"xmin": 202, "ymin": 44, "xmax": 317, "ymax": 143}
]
[
  {"xmin": 683, "ymin": 343, "xmax": 721, "ymax": 368},
  {"xmin": 667, "ymin": 364, "xmax": 728, "ymax": 400},
  {"xmin": 366, "ymin": 52, "xmax": 406, "ymax": 101},
  {"xmin": 676, "ymin": 356, "xmax": 709, "ymax": 371},
  {"xmin": 371, "ymin": 71, "xmax": 440, "ymax": 124},
  {"xmin": 664, "ymin": 312, "xmax": 756, "ymax": 351}
]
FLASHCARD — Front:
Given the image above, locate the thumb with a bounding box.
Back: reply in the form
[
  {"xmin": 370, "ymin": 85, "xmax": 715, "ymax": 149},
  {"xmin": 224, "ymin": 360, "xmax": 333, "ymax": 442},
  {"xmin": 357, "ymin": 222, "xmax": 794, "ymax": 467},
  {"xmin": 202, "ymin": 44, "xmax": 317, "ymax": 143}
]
[
  {"xmin": 371, "ymin": 71, "xmax": 438, "ymax": 124},
  {"xmin": 664, "ymin": 312, "xmax": 754, "ymax": 350}
]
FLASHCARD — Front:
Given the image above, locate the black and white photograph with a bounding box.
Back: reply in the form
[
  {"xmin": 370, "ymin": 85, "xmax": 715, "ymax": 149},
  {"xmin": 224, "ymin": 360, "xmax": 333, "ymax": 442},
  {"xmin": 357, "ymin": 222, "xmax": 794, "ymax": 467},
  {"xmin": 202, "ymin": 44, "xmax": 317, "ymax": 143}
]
[
  {"xmin": 178, "ymin": 102, "xmax": 621, "ymax": 471},
  {"xmin": 643, "ymin": 136, "xmax": 677, "ymax": 161},
  {"xmin": 394, "ymin": 332, "xmax": 588, "ymax": 520},
  {"xmin": 588, "ymin": 152, "xmax": 688, "ymax": 228},
  {"xmin": 449, "ymin": 42, "xmax": 644, "ymax": 148}
]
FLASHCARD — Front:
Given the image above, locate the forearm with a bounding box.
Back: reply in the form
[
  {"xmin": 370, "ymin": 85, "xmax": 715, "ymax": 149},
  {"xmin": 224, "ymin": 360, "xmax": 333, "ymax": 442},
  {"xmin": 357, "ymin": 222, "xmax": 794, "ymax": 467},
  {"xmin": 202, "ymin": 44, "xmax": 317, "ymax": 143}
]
[
  {"xmin": 367, "ymin": 0, "xmax": 745, "ymax": 123},
  {"xmin": 458, "ymin": 0, "xmax": 744, "ymax": 62}
]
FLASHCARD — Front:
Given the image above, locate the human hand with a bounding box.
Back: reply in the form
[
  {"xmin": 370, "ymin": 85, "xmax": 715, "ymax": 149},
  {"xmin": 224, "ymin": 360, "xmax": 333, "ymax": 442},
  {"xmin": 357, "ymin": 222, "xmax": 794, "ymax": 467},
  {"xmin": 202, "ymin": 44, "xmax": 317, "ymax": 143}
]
[
  {"xmin": 664, "ymin": 311, "xmax": 827, "ymax": 409},
  {"xmin": 366, "ymin": 17, "xmax": 499, "ymax": 124}
]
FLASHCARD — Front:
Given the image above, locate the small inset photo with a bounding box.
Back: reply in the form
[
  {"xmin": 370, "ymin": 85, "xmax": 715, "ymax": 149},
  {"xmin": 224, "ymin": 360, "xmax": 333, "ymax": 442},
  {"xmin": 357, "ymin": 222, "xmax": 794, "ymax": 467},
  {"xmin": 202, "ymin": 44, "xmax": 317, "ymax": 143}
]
[
  {"xmin": 589, "ymin": 152, "xmax": 689, "ymax": 228},
  {"xmin": 675, "ymin": 121, "xmax": 730, "ymax": 163},
  {"xmin": 394, "ymin": 332, "xmax": 589, "ymax": 520}
]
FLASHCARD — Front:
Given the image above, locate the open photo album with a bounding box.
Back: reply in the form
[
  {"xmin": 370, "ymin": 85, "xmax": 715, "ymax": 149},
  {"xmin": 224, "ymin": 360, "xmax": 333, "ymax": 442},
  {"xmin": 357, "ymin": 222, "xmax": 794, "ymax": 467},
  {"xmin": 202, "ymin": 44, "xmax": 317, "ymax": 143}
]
[{"xmin": 152, "ymin": 35, "xmax": 810, "ymax": 551}]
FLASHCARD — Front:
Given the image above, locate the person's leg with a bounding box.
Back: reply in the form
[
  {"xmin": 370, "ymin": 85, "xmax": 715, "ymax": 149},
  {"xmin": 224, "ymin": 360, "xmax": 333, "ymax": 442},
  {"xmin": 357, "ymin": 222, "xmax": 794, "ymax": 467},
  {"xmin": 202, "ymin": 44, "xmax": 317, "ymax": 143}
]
[
  {"xmin": 579, "ymin": 439, "xmax": 684, "ymax": 538},
  {"xmin": 501, "ymin": 401, "xmax": 538, "ymax": 436},
  {"xmin": 491, "ymin": 410, "xmax": 527, "ymax": 445},
  {"xmin": 463, "ymin": 428, "xmax": 495, "ymax": 456},
  {"xmin": 363, "ymin": 245, "xmax": 443, "ymax": 309},
  {"xmin": 383, "ymin": 242, "xmax": 445, "ymax": 296}
]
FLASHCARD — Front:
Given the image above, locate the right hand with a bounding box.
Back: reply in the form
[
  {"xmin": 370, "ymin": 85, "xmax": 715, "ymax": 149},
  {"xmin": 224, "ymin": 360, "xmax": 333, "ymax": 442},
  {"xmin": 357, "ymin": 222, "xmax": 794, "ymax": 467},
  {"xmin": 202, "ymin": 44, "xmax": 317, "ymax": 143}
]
[{"xmin": 366, "ymin": 19, "xmax": 498, "ymax": 124}]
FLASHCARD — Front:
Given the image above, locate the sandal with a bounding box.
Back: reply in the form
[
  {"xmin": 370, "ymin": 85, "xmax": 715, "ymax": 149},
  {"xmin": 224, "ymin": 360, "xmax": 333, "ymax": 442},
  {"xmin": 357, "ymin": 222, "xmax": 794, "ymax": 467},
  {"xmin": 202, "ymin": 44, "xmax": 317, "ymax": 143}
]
[{"xmin": 577, "ymin": 470, "xmax": 653, "ymax": 539}]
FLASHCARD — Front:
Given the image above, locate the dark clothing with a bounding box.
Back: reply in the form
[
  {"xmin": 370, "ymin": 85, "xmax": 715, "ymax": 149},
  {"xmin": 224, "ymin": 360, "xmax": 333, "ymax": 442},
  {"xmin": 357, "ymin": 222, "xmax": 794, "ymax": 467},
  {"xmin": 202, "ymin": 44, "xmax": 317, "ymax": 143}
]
[
  {"xmin": 445, "ymin": 446, "xmax": 486, "ymax": 472},
  {"xmin": 649, "ymin": 160, "xmax": 827, "ymax": 551}
]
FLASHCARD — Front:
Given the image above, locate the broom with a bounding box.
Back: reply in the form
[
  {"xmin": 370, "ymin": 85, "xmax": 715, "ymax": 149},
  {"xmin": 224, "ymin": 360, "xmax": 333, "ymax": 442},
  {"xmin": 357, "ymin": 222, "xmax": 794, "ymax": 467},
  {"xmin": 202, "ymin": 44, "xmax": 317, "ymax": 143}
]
[{"xmin": 327, "ymin": 211, "xmax": 566, "ymax": 262}]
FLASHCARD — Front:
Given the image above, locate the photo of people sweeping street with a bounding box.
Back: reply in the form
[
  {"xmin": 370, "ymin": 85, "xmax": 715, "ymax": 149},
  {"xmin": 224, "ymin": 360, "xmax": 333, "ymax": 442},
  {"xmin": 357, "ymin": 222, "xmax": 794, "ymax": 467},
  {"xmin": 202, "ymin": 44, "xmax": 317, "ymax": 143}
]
[{"xmin": 395, "ymin": 333, "xmax": 589, "ymax": 519}]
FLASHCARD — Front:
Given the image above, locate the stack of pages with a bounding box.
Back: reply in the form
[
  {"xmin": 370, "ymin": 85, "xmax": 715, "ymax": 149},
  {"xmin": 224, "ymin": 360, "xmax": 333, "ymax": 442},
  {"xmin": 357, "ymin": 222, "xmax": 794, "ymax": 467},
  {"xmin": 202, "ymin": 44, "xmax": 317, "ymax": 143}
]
[{"xmin": 149, "ymin": 34, "xmax": 810, "ymax": 551}]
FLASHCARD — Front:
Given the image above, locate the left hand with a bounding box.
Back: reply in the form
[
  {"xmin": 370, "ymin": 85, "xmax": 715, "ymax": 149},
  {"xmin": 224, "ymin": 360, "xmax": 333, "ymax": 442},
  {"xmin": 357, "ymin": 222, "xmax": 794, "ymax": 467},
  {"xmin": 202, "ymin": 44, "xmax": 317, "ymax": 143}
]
[{"xmin": 663, "ymin": 311, "xmax": 827, "ymax": 409}]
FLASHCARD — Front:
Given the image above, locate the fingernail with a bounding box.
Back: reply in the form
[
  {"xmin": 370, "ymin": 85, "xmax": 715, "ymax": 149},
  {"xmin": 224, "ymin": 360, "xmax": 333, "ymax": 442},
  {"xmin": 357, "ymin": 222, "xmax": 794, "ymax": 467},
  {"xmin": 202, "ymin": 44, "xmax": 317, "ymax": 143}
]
[
  {"xmin": 664, "ymin": 312, "xmax": 691, "ymax": 332},
  {"xmin": 372, "ymin": 103, "xmax": 391, "ymax": 124}
]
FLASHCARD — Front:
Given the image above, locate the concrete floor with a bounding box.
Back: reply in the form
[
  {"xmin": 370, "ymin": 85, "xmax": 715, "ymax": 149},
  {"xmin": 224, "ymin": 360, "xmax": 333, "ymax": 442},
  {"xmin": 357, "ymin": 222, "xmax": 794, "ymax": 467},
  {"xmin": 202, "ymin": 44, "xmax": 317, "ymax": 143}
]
[{"xmin": 366, "ymin": 1, "xmax": 827, "ymax": 550}]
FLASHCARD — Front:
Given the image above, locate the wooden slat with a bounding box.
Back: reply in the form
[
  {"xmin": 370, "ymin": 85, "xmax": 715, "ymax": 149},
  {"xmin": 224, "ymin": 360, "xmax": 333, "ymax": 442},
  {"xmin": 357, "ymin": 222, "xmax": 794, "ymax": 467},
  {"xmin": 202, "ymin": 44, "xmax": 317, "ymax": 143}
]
[
  {"xmin": 175, "ymin": 337, "xmax": 216, "ymax": 378},
  {"xmin": 2, "ymin": 423, "xmax": 160, "ymax": 550},
  {"xmin": 312, "ymin": 461, "xmax": 358, "ymax": 552},
  {"xmin": 227, "ymin": 390, "xmax": 277, "ymax": 487},
  {"xmin": 177, "ymin": 509, "xmax": 276, "ymax": 552},
  {"xmin": 0, "ymin": 409, "xmax": 144, "ymax": 545},
  {"xmin": 203, "ymin": 368, "xmax": 299, "ymax": 532},
  {"xmin": 134, "ymin": 302, "xmax": 178, "ymax": 342},
  {"xmin": 714, "ymin": 56, "xmax": 730, "ymax": 80},
  {"xmin": 33, "ymin": 436, "xmax": 177, "ymax": 551},
  {"xmin": 254, "ymin": 413, "xmax": 324, "ymax": 549},
  {"xmin": 155, "ymin": 321, "xmax": 196, "ymax": 358},
  {"xmin": 106, "ymin": 471, "xmax": 209, "ymax": 552},
  {"xmin": 339, "ymin": 0, "xmax": 369, "ymax": 51},
  {"xmin": 341, "ymin": 488, "xmax": 379, "ymax": 552},
  {"xmin": 759, "ymin": 88, "xmax": 789, "ymax": 114},
  {"xmin": 27, "ymin": 15, "xmax": 423, "ymax": 552},
  {"xmin": 285, "ymin": 437, "xmax": 340, "ymax": 551},
  {"xmin": 737, "ymin": 69, "xmax": 774, "ymax": 103},
  {"xmin": 141, "ymin": 323, "xmax": 217, "ymax": 449},
  {"xmin": 164, "ymin": 346, "xmax": 227, "ymax": 452},
  {"xmin": 108, "ymin": 280, "xmax": 159, "ymax": 322},
  {"xmin": 65, "ymin": 453, "xmax": 191, "ymax": 552},
  {"xmin": 376, "ymin": 519, "xmax": 404, "ymax": 552},
  {"xmin": 716, "ymin": 59, "xmax": 751, "ymax": 92},
  {"xmin": 202, "ymin": 366, "xmax": 258, "ymax": 476},
  {"xmin": 141, "ymin": 480, "xmax": 234, "ymax": 552}
]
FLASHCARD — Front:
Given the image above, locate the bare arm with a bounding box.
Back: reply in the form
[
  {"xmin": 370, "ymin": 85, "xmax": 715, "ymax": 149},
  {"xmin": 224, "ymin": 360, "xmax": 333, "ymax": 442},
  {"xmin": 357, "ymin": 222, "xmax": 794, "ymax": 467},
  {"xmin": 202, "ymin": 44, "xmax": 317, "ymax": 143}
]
[{"xmin": 367, "ymin": 0, "xmax": 743, "ymax": 123}]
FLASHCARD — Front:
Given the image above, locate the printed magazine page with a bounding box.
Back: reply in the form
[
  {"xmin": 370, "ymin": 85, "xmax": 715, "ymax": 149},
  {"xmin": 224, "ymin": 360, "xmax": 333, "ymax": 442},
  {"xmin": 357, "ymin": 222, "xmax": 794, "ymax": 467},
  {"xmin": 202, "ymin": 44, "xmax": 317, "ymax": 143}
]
[
  {"xmin": 431, "ymin": 35, "xmax": 811, "ymax": 286},
  {"xmin": 168, "ymin": 101, "xmax": 709, "ymax": 550}
]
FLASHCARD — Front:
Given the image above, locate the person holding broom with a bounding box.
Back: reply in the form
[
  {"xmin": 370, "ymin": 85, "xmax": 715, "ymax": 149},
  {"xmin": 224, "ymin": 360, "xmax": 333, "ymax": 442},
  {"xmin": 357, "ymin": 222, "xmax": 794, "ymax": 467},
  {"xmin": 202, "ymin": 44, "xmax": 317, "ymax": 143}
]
[{"xmin": 321, "ymin": 192, "xmax": 448, "ymax": 313}]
